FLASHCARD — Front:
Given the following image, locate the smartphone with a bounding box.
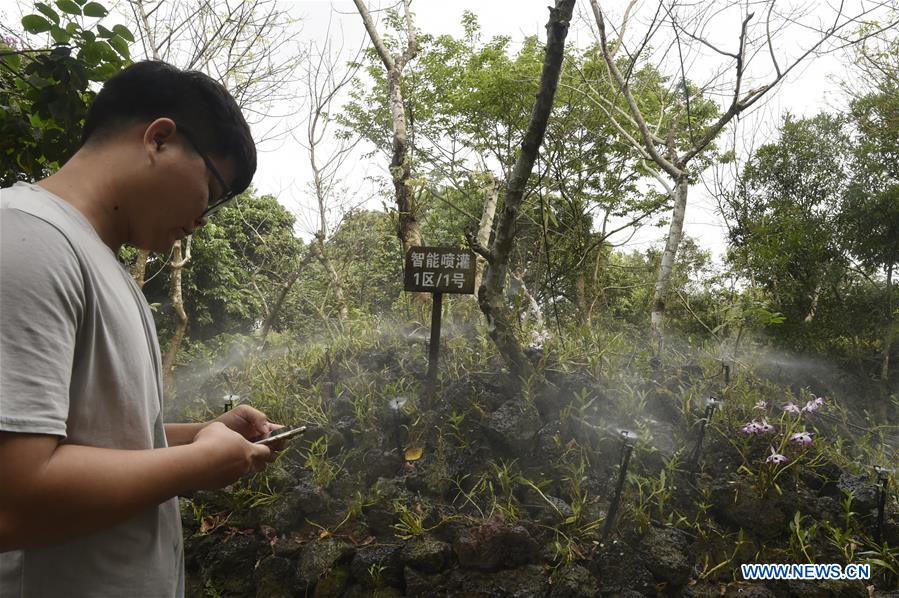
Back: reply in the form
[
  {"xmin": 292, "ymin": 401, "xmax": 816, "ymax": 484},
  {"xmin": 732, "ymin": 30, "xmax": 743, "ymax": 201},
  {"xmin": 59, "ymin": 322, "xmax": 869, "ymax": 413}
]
[{"xmin": 253, "ymin": 425, "xmax": 307, "ymax": 445}]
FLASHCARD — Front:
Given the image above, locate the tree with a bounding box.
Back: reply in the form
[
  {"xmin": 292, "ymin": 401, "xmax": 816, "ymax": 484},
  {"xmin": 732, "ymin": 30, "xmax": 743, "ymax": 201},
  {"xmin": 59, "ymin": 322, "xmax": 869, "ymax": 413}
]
[
  {"xmin": 353, "ymin": 0, "xmax": 423, "ymax": 257},
  {"xmin": 841, "ymin": 83, "xmax": 899, "ymax": 383},
  {"xmin": 467, "ymin": 0, "xmax": 576, "ymax": 379},
  {"xmin": 1, "ymin": 1, "xmax": 131, "ymax": 186},
  {"xmin": 724, "ymin": 113, "xmax": 851, "ymax": 342},
  {"xmin": 587, "ymin": 0, "xmax": 891, "ymax": 354}
]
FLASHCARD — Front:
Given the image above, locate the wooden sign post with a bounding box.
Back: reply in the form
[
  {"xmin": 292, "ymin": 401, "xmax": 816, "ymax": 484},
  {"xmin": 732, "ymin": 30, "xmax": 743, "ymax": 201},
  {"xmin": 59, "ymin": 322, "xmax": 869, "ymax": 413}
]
[{"xmin": 404, "ymin": 246, "xmax": 476, "ymax": 389}]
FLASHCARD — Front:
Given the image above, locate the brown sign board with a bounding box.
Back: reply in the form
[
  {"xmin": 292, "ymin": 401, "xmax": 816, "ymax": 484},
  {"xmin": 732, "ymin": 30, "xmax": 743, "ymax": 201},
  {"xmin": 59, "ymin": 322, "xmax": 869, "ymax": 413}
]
[{"xmin": 404, "ymin": 246, "xmax": 476, "ymax": 294}]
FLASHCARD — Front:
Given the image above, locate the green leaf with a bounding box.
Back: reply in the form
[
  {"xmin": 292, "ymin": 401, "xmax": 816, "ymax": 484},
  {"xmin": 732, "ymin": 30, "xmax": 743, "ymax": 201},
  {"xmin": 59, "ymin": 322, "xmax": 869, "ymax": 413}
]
[
  {"xmin": 108, "ymin": 35, "xmax": 130, "ymax": 60},
  {"xmin": 1, "ymin": 53, "xmax": 21, "ymax": 72},
  {"xmin": 50, "ymin": 25, "xmax": 71, "ymax": 44},
  {"xmin": 55, "ymin": 0, "xmax": 82, "ymax": 15},
  {"xmin": 21, "ymin": 14, "xmax": 53, "ymax": 34},
  {"xmin": 112, "ymin": 24, "xmax": 135, "ymax": 43},
  {"xmin": 79, "ymin": 40, "xmax": 102, "ymax": 66},
  {"xmin": 78, "ymin": 29, "xmax": 96, "ymax": 43},
  {"xmin": 82, "ymin": 2, "xmax": 108, "ymax": 17},
  {"xmin": 96, "ymin": 24, "xmax": 114, "ymax": 38},
  {"xmin": 34, "ymin": 3, "xmax": 60, "ymax": 24}
]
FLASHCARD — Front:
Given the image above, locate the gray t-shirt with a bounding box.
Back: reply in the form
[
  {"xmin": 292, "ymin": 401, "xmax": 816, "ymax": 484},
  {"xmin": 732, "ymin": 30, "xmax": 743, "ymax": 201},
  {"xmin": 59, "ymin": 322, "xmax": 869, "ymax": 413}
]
[{"xmin": 0, "ymin": 183, "xmax": 184, "ymax": 598}]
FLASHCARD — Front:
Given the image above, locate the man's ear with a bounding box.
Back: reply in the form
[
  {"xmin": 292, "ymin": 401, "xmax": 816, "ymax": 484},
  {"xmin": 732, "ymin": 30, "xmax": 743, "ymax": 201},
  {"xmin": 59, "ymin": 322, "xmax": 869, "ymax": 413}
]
[{"xmin": 142, "ymin": 118, "xmax": 178, "ymax": 162}]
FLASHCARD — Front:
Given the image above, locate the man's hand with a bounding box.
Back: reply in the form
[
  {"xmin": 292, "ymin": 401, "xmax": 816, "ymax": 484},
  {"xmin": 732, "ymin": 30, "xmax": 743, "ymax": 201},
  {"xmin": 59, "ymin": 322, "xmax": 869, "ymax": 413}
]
[
  {"xmin": 215, "ymin": 404, "xmax": 276, "ymax": 440},
  {"xmin": 189, "ymin": 422, "xmax": 274, "ymax": 489},
  {"xmin": 214, "ymin": 404, "xmax": 289, "ymax": 453}
]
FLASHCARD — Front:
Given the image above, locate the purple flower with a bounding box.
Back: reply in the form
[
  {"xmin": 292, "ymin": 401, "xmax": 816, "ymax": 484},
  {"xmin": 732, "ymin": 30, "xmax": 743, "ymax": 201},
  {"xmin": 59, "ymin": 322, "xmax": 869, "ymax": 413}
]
[
  {"xmin": 766, "ymin": 446, "xmax": 789, "ymax": 465},
  {"xmin": 754, "ymin": 400, "xmax": 768, "ymax": 411},
  {"xmin": 802, "ymin": 397, "xmax": 825, "ymax": 413},
  {"xmin": 790, "ymin": 431, "xmax": 814, "ymax": 446},
  {"xmin": 782, "ymin": 402, "xmax": 801, "ymax": 415},
  {"xmin": 740, "ymin": 418, "xmax": 774, "ymax": 435},
  {"xmin": 741, "ymin": 421, "xmax": 760, "ymax": 434}
]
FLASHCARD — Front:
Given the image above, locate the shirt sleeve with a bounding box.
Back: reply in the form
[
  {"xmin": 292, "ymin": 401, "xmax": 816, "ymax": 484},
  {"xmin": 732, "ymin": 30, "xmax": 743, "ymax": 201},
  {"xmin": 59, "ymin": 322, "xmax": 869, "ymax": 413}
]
[{"xmin": 0, "ymin": 209, "xmax": 84, "ymax": 437}]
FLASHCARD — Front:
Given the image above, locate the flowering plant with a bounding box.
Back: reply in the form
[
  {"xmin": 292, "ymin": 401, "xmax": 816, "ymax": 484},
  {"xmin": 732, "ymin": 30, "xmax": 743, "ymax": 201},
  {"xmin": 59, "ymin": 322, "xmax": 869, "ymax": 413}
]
[{"xmin": 735, "ymin": 393, "xmax": 826, "ymax": 496}]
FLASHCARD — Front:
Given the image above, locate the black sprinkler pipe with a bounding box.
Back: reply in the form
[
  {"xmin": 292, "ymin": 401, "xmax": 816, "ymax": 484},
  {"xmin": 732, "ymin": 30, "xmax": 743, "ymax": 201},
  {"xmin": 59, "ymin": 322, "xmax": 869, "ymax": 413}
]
[
  {"xmin": 602, "ymin": 430, "xmax": 635, "ymax": 540},
  {"xmin": 875, "ymin": 465, "xmax": 889, "ymax": 544},
  {"xmin": 688, "ymin": 397, "xmax": 719, "ymax": 472}
]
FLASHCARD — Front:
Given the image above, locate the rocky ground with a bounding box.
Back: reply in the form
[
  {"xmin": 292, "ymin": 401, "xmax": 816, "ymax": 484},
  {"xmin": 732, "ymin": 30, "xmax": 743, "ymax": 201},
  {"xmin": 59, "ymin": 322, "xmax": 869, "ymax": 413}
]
[{"xmin": 179, "ymin": 346, "xmax": 899, "ymax": 597}]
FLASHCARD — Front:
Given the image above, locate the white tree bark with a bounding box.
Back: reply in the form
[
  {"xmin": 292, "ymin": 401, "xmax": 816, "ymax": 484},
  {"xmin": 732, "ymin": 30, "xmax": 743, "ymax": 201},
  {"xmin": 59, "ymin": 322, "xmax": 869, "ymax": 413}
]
[
  {"xmin": 353, "ymin": 0, "xmax": 423, "ymax": 255},
  {"xmin": 473, "ymin": 174, "xmax": 499, "ymax": 293},
  {"xmin": 650, "ymin": 176, "xmax": 688, "ymax": 350}
]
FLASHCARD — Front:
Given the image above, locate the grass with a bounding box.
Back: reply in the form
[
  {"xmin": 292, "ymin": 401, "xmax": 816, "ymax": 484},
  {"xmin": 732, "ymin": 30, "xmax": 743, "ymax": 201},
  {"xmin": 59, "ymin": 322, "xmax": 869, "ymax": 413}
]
[{"xmin": 173, "ymin": 315, "xmax": 898, "ymax": 590}]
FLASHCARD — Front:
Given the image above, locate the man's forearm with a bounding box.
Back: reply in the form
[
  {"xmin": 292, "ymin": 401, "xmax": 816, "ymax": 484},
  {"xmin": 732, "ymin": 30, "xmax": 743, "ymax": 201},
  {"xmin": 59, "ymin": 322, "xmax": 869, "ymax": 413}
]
[
  {"xmin": 0, "ymin": 436, "xmax": 213, "ymax": 551},
  {"xmin": 165, "ymin": 422, "xmax": 207, "ymax": 446}
]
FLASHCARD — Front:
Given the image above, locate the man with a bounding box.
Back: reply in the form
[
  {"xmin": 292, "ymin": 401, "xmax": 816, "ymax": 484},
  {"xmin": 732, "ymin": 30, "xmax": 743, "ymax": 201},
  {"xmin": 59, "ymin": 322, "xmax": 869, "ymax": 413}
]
[{"xmin": 0, "ymin": 61, "xmax": 280, "ymax": 597}]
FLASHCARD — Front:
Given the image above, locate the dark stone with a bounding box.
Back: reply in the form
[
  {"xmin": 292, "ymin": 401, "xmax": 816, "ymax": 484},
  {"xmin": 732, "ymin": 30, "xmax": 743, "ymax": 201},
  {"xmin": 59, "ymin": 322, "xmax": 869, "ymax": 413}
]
[
  {"xmin": 533, "ymin": 381, "xmax": 566, "ymax": 421},
  {"xmin": 484, "ymin": 399, "xmax": 542, "ymax": 455},
  {"xmin": 590, "ymin": 541, "xmax": 655, "ymax": 596},
  {"xmin": 710, "ymin": 479, "xmax": 789, "ymax": 540},
  {"xmin": 271, "ymin": 533, "xmax": 305, "ymax": 558},
  {"xmin": 639, "ymin": 525, "xmax": 692, "ymax": 588},
  {"xmin": 452, "ymin": 515, "xmax": 539, "ymax": 571},
  {"xmin": 641, "ymin": 418, "xmax": 680, "ymax": 457},
  {"xmin": 403, "ymin": 566, "xmax": 447, "ymax": 597},
  {"xmin": 196, "ymin": 533, "xmax": 260, "ymax": 596},
  {"xmin": 341, "ymin": 584, "xmax": 404, "ymax": 598},
  {"xmin": 401, "ymin": 536, "xmax": 454, "ymax": 573},
  {"xmin": 349, "ymin": 544, "xmax": 404, "ymax": 589},
  {"xmin": 444, "ymin": 372, "xmax": 511, "ymax": 412},
  {"xmin": 524, "ymin": 491, "xmax": 574, "ymax": 526},
  {"xmin": 444, "ymin": 564, "xmax": 549, "ymax": 597},
  {"xmin": 363, "ymin": 449, "xmax": 404, "ymax": 485},
  {"xmin": 721, "ymin": 582, "xmax": 777, "ymax": 597},
  {"xmin": 549, "ymin": 563, "xmax": 600, "ymax": 597},
  {"xmin": 254, "ymin": 555, "xmax": 297, "ymax": 598},
  {"xmin": 785, "ymin": 579, "xmax": 869, "ymax": 597},
  {"xmin": 330, "ymin": 395, "xmax": 356, "ymax": 420},
  {"xmin": 293, "ymin": 479, "xmax": 328, "ymax": 514},
  {"xmin": 837, "ymin": 473, "xmax": 878, "ymax": 514},
  {"xmin": 313, "ymin": 564, "xmax": 351, "ymax": 598},
  {"xmin": 255, "ymin": 491, "xmax": 304, "ymax": 530},
  {"xmin": 297, "ymin": 537, "xmax": 355, "ymax": 589}
]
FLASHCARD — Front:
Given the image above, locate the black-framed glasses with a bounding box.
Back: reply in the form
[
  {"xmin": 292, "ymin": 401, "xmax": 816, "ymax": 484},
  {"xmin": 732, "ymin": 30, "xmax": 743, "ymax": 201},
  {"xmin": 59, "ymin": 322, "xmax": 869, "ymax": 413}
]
[{"xmin": 177, "ymin": 125, "xmax": 235, "ymax": 217}]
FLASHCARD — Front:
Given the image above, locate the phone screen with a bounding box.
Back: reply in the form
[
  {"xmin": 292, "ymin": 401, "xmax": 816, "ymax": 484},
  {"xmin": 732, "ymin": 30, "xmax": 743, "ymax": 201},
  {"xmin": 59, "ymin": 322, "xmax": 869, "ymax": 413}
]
[{"xmin": 253, "ymin": 425, "xmax": 307, "ymax": 445}]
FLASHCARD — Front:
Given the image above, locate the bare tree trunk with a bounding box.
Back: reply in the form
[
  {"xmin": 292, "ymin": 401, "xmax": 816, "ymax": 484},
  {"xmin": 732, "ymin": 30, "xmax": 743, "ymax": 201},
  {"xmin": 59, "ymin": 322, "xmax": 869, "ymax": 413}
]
[
  {"xmin": 804, "ymin": 283, "xmax": 822, "ymax": 323},
  {"xmin": 576, "ymin": 272, "xmax": 588, "ymax": 327},
  {"xmin": 259, "ymin": 250, "xmax": 314, "ymax": 343},
  {"xmin": 511, "ymin": 270, "xmax": 544, "ymax": 330},
  {"xmin": 473, "ymin": 174, "xmax": 499, "ymax": 292},
  {"xmin": 162, "ymin": 237, "xmax": 190, "ymax": 391},
  {"xmin": 883, "ymin": 262, "xmax": 894, "ymax": 382},
  {"xmin": 131, "ymin": 249, "xmax": 150, "ymax": 287},
  {"xmin": 311, "ymin": 240, "xmax": 349, "ymax": 321},
  {"xmin": 353, "ymin": 0, "xmax": 423, "ymax": 256},
  {"xmin": 469, "ymin": 0, "xmax": 575, "ymax": 380},
  {"xmin": 650, "ymin": 176, "xmax": 688, "ymax": 352}
]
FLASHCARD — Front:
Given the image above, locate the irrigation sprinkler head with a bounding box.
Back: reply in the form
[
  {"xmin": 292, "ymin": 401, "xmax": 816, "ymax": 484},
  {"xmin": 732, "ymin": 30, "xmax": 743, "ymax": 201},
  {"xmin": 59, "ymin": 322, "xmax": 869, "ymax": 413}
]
[
  {"xmin": 617, "ymin": 428, "xmax": 638, "ymax": 446},
  {"xmin": 388, "ymin": 397, "xmax": 409, "ymax": 412},
  {"xmin": 874, "ymin": 465, "xmax": 891, "ymax": 481},
  {"xmin": 706, "ymin": 396, "xmax": 721, "ymax": 410},
  {"xmin": 222, "ymin": 393, "xmax": 240, "ymax": 413}
]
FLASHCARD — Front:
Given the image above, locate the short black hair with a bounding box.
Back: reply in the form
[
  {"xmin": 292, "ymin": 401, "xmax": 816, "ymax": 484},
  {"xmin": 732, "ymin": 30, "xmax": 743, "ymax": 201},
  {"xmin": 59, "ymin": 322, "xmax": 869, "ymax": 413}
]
[{"xmin": 81, "ymin": 60, "xmax": 256, "ymax": 195}]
